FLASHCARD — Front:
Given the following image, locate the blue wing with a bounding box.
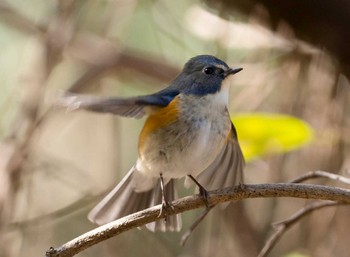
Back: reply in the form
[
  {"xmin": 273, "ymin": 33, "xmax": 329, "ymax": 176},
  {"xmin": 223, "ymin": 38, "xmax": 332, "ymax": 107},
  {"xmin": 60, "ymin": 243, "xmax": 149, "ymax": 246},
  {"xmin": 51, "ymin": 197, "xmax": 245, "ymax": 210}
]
[{"xmin": 58, "ymin": 89, "xmax": 179, "ymax": 119}]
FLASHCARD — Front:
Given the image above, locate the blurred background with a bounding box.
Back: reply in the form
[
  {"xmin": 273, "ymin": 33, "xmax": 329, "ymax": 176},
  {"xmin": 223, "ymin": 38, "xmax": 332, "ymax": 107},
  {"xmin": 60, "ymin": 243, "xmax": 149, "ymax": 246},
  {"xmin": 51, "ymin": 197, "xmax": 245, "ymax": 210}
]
[{"xmin": 0, "ymin": 0, "xmax": 349, "ymax": 257}]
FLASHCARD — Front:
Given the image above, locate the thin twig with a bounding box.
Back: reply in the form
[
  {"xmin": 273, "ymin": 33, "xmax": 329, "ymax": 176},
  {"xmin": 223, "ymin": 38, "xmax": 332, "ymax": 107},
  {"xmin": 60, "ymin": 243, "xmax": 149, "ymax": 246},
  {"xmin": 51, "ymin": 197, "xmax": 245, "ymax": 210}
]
[
  {"xmin": 257, "ymin": 201, "xmax": 346, "ymax": 257},
  {"xmin": 290, "ymin": 170, "xmax": 350, "ymax": 184},
  {"xmin": 180, "ymin": 205, "xmax": 215, "ymax": 246},
  {"xmin": 45, "ymin": 183, "xmax": 350, "ymax": 257}
]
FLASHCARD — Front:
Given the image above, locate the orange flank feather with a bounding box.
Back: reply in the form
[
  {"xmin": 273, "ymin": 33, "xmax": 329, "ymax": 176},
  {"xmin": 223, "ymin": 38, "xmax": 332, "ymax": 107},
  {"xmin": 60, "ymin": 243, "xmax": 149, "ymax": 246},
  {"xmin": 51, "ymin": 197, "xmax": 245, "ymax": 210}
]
[
  {"xmin": 138, "ymin": 96, "xmax": 180, "ymax": 151},
  {"xmin": 226, "ymin": 125, "xmax": 233, "ymax": 141}
]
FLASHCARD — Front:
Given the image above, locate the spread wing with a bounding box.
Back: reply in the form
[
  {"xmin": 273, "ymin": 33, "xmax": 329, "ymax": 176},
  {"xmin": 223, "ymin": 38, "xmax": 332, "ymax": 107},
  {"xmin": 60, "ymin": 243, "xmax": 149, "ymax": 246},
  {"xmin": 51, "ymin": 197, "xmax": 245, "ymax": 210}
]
[
  {"xmin": 192, "ymin": 123, "xmax": 245, "ymax": 191},
  {"xmin": 57, "ymin": 90, "xmax": 179, "ymax": 119}
]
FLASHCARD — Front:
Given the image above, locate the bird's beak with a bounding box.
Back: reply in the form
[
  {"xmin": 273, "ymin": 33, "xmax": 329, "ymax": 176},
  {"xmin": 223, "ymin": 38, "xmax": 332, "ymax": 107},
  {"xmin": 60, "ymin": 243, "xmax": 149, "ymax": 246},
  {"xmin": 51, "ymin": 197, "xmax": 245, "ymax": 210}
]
[{"xmin": 225, "ymin": 67, "xmax": 243, "ymax": 77}]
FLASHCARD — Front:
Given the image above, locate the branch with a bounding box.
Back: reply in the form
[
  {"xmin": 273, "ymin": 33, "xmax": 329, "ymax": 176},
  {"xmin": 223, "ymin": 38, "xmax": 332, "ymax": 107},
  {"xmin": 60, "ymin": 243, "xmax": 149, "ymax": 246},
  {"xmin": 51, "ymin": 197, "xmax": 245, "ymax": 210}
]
[
  {"xmin": 6, "ymin": 195, "xmax": 99, "ymax": 230},
  {"xmin": 180, "ymin": 205, "xmax": 215, "ymax": 246},
  {"xmin": 257, "ymin": 201, "xmax": 346, "ymax": 257},
  {"xmin": 256, "ymin": 170, "xmax": 350, "ymax": 256},
  {"xmin": 45, "ymin": 183, "xmax": 350, "ymax": 257},
  {"xmin": 0, "ymin": 1, "xmax": 45, "ymax": 35},
  {"xmin": 66, "ymin": 47, "xmax": 180, "ymax": 93},
  {"xmin": 290, "ymin": 170, "xmax": 350, "ymax": 184}
]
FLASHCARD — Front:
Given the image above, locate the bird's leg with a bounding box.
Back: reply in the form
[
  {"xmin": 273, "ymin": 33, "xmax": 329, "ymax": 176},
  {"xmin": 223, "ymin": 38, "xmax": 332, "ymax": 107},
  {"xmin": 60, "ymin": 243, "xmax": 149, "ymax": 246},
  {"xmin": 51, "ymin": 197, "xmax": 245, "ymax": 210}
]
[
  {"xmin": 188, "ymin": 175, "xmax": 210, "ymax": 208},
  {"xmin": 158, "ymin": 173, "xmax": 173, "ymax": 220}
]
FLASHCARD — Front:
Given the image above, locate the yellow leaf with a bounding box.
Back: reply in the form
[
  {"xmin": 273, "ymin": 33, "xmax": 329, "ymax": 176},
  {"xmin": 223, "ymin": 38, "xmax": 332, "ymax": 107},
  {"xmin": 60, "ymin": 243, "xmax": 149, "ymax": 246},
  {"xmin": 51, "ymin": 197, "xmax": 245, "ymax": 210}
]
[
  {"xmin": 232, "ymin": 113, "xmax": 314, "ymax": 161},
  {"xmin": 283, "ymin": 252, "xmax": 310, "ymax": 257}
]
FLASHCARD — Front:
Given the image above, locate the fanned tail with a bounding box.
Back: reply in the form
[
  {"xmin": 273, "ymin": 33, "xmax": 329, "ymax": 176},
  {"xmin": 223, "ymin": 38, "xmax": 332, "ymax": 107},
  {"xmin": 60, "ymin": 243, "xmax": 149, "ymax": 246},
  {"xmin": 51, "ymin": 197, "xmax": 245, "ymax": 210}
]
[{"xmin": 88, "ymin": 166, "xmax": 181, "ymax": 232}]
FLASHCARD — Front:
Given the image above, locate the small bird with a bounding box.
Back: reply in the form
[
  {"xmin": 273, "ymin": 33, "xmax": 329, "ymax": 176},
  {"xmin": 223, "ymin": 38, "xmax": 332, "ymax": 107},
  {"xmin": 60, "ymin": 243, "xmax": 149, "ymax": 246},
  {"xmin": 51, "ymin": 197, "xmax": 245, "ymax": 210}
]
[{"xmin": 61, "ymin": 55, "xmax": 245, "ymax": 232}]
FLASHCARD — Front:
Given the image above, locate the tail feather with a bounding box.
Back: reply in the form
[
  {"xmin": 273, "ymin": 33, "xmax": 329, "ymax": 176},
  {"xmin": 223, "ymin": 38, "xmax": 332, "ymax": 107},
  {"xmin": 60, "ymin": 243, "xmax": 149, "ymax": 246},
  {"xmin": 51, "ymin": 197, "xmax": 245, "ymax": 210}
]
[
  {"xmin": 146, "ymin": 180, "xmax": 182, "ymax": 232},
  {"xmin": 88, "ymin": 166, "xmax": 181, "ymax": 232}
]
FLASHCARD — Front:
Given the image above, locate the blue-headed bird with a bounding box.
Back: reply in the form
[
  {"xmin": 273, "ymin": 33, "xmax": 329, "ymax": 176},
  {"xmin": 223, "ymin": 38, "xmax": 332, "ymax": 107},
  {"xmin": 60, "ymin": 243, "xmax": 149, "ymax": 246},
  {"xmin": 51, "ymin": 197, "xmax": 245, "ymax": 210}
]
[{"xmin": 61, "ymin": 55, "xmax": 244, "ymax": 232}]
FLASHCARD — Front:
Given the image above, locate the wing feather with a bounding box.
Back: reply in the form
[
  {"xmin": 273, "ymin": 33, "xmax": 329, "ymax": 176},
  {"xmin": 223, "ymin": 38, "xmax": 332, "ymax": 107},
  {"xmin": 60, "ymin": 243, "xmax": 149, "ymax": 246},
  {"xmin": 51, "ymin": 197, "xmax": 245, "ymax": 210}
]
[
  {"xmin": 195, "ymin": 124, "xmax": 245, "ymax": 192},
  {"xmin": 58, "ymin": 90, "xmax": 179, "ymax": 119}
]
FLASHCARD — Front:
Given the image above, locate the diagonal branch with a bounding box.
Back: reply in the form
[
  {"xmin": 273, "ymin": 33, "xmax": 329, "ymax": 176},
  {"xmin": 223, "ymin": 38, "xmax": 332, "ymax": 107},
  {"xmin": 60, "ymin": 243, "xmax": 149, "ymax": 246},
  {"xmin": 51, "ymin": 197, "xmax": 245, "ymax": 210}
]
[
  {"xmin": 180, "ymin": 205, "xmax": 215, "ymax": 246},
  {"xmin": 257, "ymin": 201, "xmax": 346, "ymax": 257},
  {"xmin": 45, "ymin": 183, "xmax": 350, "ymax": 257},
  {"xmin": 0, "ymin": 1, "xmax": 46, "ymax": 35}
]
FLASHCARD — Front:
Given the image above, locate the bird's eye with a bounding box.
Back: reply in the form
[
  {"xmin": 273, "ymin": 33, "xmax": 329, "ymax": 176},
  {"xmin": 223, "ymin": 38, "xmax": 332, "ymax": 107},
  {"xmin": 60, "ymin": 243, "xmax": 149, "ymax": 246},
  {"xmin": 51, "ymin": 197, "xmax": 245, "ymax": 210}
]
[{"xmin": 203, "ymin": 66, "xmax": 214, "ymax": 75}]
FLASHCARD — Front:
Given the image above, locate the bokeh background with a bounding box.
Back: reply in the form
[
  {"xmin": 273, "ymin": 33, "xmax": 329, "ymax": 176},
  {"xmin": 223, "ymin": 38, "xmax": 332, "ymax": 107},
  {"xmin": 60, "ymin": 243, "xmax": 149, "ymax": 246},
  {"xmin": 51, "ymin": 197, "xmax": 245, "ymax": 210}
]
[{"xmin": 0, "ymin": 1, "xmax": 349, "ymax": 257}]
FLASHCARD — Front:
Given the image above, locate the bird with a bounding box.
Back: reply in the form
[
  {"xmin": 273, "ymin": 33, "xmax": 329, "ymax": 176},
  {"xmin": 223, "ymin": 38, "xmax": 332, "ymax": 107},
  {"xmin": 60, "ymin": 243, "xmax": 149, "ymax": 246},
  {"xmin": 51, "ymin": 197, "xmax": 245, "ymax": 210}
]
[{"xmin": 60, "ymin": 55, "xmax": 245, "ymax": 232}]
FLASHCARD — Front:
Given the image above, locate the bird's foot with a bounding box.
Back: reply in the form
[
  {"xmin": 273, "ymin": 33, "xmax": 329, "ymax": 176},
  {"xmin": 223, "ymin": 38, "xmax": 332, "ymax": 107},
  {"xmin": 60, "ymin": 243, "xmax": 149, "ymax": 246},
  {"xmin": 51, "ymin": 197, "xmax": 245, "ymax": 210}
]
[
  {"xmin": 188, "ymin": 175, "xmax": 210, "ymax": 209},
  {"xmin": 198, "ymin": 185, "xmax": 210, "ymax": 209},
  {"xmin": 158, "ymin": 173, "xmax": 174, "ymax": 222},
  {"xmin": 158, "ymin": 199, "xmax": 175, "ymax": 223}
]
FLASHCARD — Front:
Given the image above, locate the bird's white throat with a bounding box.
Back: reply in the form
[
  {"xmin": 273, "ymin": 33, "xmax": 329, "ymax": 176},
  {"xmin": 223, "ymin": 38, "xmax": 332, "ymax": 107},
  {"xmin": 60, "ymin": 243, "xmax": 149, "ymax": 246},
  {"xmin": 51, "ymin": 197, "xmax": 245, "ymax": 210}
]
[{"xmin": 211, "ymin": 76, "xmax": 232, "ymax": 106}]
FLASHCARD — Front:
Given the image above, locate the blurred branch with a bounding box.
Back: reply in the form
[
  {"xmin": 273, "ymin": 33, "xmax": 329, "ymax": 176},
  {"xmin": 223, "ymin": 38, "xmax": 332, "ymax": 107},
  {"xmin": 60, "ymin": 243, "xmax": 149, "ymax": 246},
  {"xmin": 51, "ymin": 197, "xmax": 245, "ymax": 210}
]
[
  {"xmin": 6, "ymin": 194, "xmax": 99, "ymax": 230},
  {"xmin": 0, "ymin": 2, "xmax": 78, "ymax": 255},
  {"xmin": 0, "ymin": 1, "xmax": 45, "ymax": 36},
  {"xmin": 0, "ymin": 1, "xmax": 178, "ymax": 93},
  {"xmin": 257, "ymin": 201, "xmax": 346, "ymax": 257},
  {"xmin": 45, "ymin": 183, "xmax": 350, "ymax": 257},
  {"xmin": 67, "ymin": 36, "xmax": 180, "ymax": 93},
  {"xmin": 290, "ymin": 170, "xmax": 350, "ymax": 184},
  {"xmin": 180, "ymin": 205, "xmax": 215, "ymax": 246}
]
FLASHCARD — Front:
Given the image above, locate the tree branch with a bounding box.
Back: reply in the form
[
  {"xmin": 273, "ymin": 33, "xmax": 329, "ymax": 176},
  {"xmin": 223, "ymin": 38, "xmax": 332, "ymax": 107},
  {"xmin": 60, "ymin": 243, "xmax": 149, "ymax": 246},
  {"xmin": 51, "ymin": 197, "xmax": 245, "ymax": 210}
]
[
  {"xmin": 180, "ymin": 205, "xmax": 215, "ymax": 246},
  {"xmin": 290, "ymin": 170, "xmax": 350, "ymax": 184},
  {"xmin": 257, "ymin": 201, "xmax": 346, "ymax": 257},
  {"xmin": 0, "ymin": 1, "xmax": 46, "ymax": 36},
  {"xmin": 45, "ymin": 183, "xmax": 350, "ymax": 257}
]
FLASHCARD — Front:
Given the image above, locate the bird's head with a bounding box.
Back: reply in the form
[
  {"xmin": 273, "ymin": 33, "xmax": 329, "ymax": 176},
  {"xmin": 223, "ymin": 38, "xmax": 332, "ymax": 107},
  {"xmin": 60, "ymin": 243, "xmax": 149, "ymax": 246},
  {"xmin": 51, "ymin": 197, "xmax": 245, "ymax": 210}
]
[{"xmin": 171, "ymin": 55, "xmax": 242, "ymax": 96}]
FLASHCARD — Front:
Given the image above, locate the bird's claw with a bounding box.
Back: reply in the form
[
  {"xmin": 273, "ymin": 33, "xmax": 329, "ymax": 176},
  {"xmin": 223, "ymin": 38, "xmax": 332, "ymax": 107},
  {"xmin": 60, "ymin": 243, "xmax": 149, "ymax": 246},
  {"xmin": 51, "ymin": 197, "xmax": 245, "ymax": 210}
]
[
  {"xmin": 158, "ymin": 200, "xmax": 174, "ymax": 223},
  {"xmin": 199, "ymin": 187, "xmax": 210, "ymax": 209}
]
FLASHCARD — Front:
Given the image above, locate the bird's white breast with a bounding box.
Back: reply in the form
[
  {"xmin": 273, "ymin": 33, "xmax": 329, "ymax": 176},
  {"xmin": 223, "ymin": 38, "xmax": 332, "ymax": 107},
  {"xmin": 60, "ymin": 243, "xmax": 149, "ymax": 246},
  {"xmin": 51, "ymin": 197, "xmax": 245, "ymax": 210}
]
[{"xmin": 135, "ymin": 81, "xmax": 232, "ymax": 188}]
